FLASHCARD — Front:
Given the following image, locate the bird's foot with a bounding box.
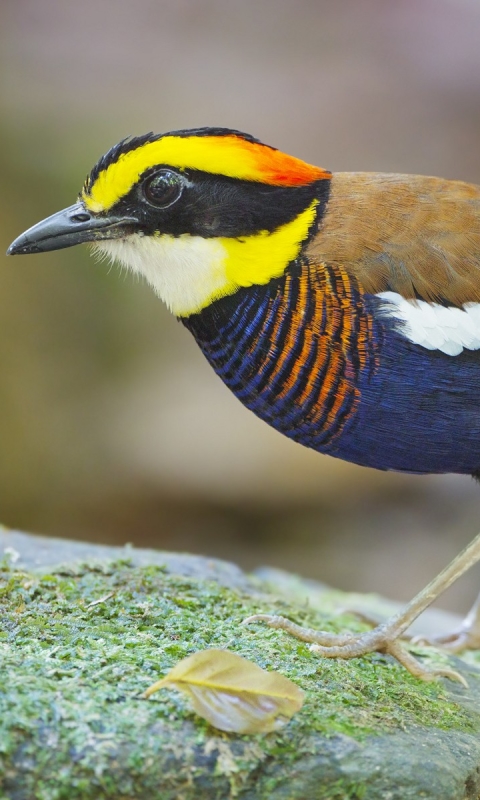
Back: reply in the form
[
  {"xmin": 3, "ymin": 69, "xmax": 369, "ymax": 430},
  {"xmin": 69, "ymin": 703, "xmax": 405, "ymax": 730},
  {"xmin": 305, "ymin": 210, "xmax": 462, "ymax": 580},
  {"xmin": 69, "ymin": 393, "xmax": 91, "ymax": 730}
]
[
  {"xmin": 244, "ymin": 531, "xmax": 480, "ymax": 687},
  {"xmin": 243, "ymin": 613, "xmax": 467, "ymax": 685},
  {"xmin": 416, "ymin": 627, "xmax": 480, "ymax": 653},
  {"xmin": 413, "ymin": 595, "xmax": 480, "ymax": 654}
]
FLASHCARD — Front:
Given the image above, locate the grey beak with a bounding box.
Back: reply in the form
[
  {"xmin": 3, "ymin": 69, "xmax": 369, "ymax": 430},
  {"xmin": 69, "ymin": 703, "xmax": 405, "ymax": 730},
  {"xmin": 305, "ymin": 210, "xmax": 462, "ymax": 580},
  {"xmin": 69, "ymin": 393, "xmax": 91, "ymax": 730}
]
[{"xmin": 7, "ymin": 202, "xmax": 139, "ymax": 255}]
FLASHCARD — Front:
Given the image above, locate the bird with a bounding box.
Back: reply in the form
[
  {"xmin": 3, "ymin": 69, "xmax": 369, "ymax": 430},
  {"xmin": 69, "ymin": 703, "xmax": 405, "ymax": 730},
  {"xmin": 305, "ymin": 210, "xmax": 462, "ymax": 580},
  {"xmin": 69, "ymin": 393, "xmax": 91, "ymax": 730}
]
[{"xmin": 8, "ymin": 126, "xmax": 480, "ymax": 683}]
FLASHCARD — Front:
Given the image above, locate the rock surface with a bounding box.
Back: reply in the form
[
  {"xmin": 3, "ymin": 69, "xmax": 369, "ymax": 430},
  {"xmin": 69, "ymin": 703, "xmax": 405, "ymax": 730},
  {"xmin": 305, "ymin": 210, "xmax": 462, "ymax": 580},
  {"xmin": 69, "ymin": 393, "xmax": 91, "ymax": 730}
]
[{"xmin": 1, "ymin": 526, "xmax": 480, "ymax": 800}]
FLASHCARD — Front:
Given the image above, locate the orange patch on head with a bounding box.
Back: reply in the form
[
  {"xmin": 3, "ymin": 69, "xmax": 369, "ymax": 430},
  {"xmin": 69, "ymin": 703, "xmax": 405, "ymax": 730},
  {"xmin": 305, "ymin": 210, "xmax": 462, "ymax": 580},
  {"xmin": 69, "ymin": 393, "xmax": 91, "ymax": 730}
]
[{"xmin": 241, "ymin": 138, "xmax": 331, "ymax": 187}]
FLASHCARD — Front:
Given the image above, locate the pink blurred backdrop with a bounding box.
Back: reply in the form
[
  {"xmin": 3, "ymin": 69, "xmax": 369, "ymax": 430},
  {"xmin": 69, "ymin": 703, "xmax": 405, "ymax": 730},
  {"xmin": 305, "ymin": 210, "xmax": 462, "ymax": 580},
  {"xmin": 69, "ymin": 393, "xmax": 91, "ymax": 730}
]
[{"xmin": 1, "ymin": 0, "xmax": 480, "ymax": 611}]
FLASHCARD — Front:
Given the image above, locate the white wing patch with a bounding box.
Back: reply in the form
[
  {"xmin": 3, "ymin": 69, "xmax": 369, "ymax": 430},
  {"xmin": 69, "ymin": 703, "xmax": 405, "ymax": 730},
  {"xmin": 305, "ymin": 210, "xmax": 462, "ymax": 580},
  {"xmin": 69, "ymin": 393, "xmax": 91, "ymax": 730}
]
[{"xmin": 378, "ymin": 291, "xmax": 480, "ymax": 356}]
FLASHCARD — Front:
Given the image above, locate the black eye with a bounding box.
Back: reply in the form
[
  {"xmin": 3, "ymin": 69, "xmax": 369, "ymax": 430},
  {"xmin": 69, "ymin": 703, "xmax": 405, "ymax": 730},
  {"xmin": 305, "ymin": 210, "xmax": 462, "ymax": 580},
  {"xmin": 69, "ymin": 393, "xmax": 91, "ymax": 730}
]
[{"xmin": 143, "ymin": 169, "xmax": 184, "ymax": 208}]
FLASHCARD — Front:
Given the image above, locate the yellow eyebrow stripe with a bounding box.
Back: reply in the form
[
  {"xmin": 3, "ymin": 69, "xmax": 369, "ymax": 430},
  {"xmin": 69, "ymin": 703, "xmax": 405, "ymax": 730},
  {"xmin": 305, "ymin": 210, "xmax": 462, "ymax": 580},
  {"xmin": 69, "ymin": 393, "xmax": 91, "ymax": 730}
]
[{"xmin": 82, "ymin": 135, "xmax": 330, "ymax": 212}]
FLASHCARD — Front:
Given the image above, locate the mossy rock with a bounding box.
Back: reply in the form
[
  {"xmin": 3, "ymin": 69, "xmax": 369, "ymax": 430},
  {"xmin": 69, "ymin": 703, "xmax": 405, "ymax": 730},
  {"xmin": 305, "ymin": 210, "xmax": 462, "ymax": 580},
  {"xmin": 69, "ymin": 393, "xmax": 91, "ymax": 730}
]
[{"xmin": 1, "ymin": 528, "xmax": 480, "ymax": 800}]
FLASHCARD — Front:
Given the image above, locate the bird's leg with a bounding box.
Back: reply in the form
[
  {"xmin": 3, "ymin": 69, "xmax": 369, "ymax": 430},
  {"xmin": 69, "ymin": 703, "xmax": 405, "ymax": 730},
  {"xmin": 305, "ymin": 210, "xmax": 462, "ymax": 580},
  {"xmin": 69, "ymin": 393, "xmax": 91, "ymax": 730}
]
[{"xmin": 244, "ymin": 530, "xmax": 480, "ymax": 684}]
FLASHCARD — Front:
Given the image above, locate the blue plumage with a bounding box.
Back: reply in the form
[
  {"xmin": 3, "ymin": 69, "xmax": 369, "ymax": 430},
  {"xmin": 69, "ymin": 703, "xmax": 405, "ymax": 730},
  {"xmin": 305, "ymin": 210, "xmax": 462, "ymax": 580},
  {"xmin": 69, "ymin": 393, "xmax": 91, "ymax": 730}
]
[
  {"xmin": 185, "ymin": 265, "xmax": 480, "ymax": 476},
  {"xmin": 336, "ymin": 296, "xmax": 480, "ymax": 473}
]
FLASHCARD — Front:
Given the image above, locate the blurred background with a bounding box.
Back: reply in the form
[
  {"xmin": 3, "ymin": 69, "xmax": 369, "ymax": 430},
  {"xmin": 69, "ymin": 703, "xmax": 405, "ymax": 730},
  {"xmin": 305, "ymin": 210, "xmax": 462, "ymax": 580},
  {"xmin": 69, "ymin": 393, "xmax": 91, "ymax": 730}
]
[{"xmin": 2, "ymin": 0, "xmax": 480, "ymax": 613}]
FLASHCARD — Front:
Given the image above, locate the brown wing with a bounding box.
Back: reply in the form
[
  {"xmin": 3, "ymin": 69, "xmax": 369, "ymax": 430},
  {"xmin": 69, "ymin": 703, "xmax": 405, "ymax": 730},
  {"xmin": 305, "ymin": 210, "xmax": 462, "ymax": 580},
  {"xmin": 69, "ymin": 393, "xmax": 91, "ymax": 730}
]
[{"xmin": 306, "ymin": 172, "xmax": 480, "ymax": 305}]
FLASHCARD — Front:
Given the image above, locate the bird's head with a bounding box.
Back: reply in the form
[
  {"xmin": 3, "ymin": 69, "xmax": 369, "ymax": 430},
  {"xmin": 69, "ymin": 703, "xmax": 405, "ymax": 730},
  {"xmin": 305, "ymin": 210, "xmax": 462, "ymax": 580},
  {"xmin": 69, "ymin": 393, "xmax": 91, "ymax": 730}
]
[{"xmin": 7, "ymin": 128, "xmax": 331, "ymax": 316}]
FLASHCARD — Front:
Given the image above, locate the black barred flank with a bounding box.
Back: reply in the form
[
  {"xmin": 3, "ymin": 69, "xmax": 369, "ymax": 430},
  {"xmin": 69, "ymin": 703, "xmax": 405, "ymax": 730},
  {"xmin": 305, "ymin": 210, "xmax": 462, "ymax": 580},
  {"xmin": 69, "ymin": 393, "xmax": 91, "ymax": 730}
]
[{"xmin": 184, "ymin": 261, "xmax": 374, "ymax": 453}]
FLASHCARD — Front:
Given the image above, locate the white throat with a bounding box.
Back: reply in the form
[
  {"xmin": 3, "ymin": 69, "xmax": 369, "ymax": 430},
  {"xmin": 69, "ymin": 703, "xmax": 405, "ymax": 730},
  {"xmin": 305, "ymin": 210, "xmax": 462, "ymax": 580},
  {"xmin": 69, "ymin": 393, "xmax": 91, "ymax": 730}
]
[{"xmin": 94, "ymin": 233, "xmax": 229, "ymax": 316}]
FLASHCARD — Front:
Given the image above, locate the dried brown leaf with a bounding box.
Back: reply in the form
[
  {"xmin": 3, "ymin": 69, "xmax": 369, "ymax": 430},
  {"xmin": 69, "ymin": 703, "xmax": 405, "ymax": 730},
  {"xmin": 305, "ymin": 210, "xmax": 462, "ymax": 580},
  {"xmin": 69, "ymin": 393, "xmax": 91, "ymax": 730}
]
[{"xmin": 143, "ymin": 648, "xmax": 304, "ymax": 733}]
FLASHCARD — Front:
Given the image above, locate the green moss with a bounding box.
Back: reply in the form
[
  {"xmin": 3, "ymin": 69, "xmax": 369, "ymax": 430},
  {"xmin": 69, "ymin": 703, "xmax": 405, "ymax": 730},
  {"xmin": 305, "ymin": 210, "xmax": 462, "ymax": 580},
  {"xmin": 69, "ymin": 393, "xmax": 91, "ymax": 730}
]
[{"xmin": 0, "ymin": 557, "xmax": 479, "ymax": 799}]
